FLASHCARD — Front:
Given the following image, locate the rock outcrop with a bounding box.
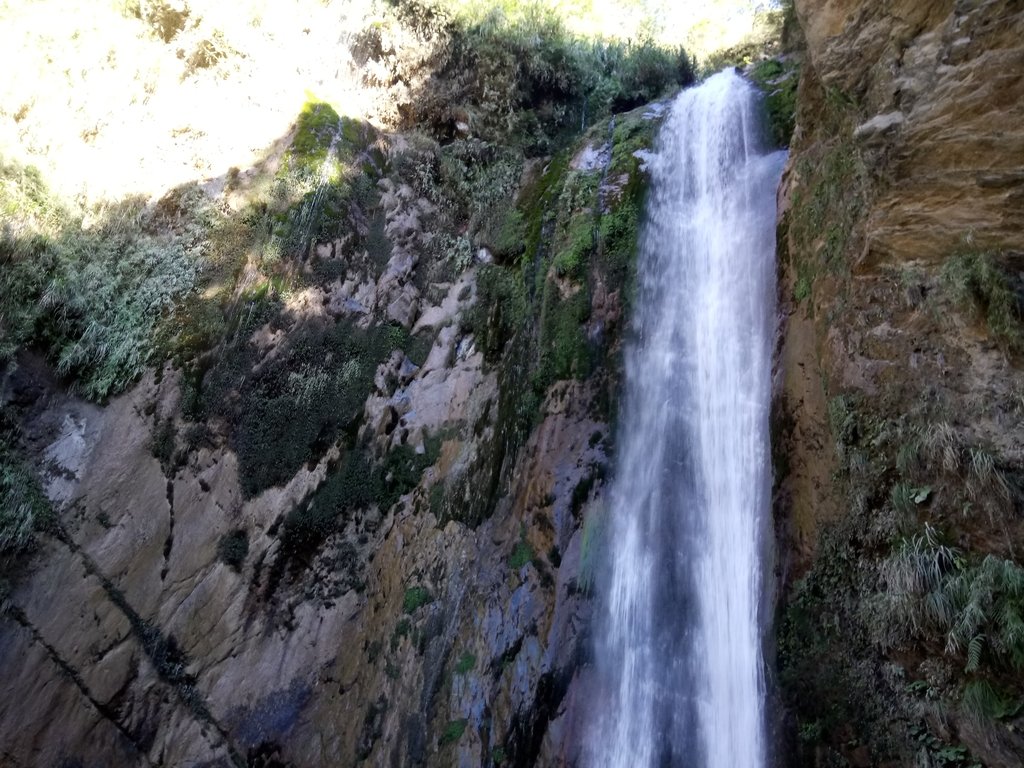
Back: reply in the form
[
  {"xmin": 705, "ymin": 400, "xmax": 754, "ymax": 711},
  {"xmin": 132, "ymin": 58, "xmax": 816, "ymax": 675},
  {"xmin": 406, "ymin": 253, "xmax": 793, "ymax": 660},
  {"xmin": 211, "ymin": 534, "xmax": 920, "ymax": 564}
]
[
  {"xmin": 0, "ymin": 87, "xmax": 661, "ymax": 766},
  {"xmin": 775, "ymin": 1, "xmax": 1024, "ymax": 765}
]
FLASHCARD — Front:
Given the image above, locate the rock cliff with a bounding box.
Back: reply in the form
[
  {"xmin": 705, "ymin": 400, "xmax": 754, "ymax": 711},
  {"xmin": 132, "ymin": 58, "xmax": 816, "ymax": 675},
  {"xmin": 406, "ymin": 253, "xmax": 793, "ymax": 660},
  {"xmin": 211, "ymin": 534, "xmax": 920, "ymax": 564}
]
[
  {"xmin": 775, "ymin": 0, "xmax": 1024, "ymax": 765},
  {"xmin": 0, "ymin": 4, "xmax": 676, "ymax": 762}
]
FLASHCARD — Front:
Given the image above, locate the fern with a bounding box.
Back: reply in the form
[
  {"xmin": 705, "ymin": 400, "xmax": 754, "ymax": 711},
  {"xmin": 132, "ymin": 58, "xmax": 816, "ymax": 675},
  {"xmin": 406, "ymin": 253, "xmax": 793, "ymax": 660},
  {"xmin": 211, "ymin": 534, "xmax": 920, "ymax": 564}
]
[{"xmin": 966, "ymin": 634, "xmax": 984, "ymax": 672}]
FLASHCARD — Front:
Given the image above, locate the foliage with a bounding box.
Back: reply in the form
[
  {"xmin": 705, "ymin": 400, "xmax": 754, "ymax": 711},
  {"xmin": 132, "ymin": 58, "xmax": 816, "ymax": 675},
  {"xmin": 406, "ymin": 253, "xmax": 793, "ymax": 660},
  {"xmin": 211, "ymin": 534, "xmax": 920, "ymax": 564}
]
[
  {"xmin": 509, "ymin": 537, "xmax": 535, "ymax": 570},
  {"xmin": 281, "ymin": 438, "xmax": 440, "ymax": 555},
  {"xmin": 466, "ymin": 264, "xmax": 528, "ymax": 365},
  {"xmin": 454, "ymin": 651, "xmax": 476, "ymax": 675},
  {"xmin": 0, "ymin": 420, "xmax": 51, "ymax": 559},
  {"xmin": 0, "ymin": 159, "xmax": 210, "ymax": 399},
  {"xmin": 403, "ymin": 585, "xmax": 433, "ymax": 614},
  {"xmin": 439, "ymin": 718, "xmax": 468, "ymax": 746},
  {"xmin": 747, "ymin": 57, "xmax": 799, "ymax": 147},
  {"xmin": 786, "ymin": 88, "xmax": 868, "ymax": 303},
  {"xmin": 942, "ymin": 249, "xmax": 1024, "ymax": 352},
  {"xmin": 367, "ymin": 0, "xmax": 694, "ymax": 154},
  {"xmin": 880, "ymin": 524, "xmax": 1024, "ymax": 673},
  {"xmin": 216, "ymin": 529, "xmax": 249, "ymax": 571},
  {"xmin": 197, "ymin": 316, "xmax": 420, "ymax": 497}
]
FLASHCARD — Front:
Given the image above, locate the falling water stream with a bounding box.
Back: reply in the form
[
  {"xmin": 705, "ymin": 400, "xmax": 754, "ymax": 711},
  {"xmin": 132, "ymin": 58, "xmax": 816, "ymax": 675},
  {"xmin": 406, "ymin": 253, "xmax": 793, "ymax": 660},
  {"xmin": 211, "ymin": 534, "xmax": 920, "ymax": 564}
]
[{"xmin": 587, "ymin": 70, "xmax": 786, "ymax": 768}]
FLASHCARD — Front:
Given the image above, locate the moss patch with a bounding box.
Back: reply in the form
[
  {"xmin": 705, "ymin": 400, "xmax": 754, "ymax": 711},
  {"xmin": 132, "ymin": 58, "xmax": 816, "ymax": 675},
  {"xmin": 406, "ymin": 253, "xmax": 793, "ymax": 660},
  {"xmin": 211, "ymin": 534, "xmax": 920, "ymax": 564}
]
[{"xmin": 748, "ymin": 57, "xmax": 800, "ymax": 148}]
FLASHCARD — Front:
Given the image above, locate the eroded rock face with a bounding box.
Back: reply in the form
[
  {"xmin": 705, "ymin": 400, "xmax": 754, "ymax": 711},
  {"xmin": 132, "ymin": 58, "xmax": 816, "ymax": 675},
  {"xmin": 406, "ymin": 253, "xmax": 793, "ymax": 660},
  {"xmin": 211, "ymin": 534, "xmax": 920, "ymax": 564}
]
[
  {"xmin": 796, "ymin": 0, "xmax": 1024, "ymax": 268},
  {"xmin": 0, "ymin": 98, "xmax": 658, "ymax": 766},
  {"xmin": 0, "ymin": 342, "xmax": 602, "ymax": 767},
  {"xmin": 776, "ymin": 1, "xmax": 1024, "ymax": 765}
]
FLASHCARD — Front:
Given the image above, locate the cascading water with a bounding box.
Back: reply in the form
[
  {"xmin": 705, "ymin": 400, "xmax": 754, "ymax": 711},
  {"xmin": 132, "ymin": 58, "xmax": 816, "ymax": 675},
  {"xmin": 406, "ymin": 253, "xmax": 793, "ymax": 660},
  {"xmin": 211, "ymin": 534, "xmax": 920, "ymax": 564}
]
[{"xmin": 587, "ymin": 70, "xmax": 786, "ymax": 768}]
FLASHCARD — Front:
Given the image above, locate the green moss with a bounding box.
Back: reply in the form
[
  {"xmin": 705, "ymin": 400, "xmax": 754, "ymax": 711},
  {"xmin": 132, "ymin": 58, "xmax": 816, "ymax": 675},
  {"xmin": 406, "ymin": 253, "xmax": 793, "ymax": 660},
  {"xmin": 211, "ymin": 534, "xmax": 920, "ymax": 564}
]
[
  {"xmin": 509, "ymin": 536, "xmax": 536, "ymax": 573},
  {"xmin": 748, "ymin": 58, "xmax": 800, "ymax": 148},
  {"xmin": 439, "ymin": 718, "xmax": 468, "ymax": 746},
  {"xmin": 539, "ymin": 283, "xmax": 592, "ymax": 384},
  {"xmin": 786, "ymin": 88, "xmax": 867, "ymax": 303},
  {"xmin": 391, "ymin": 617, "xmax": 413, "ymax": 651},
  {"xmin": 454, "ymin": 651, "xmax": 476, "ymax": 675},
  {"xmin": 552, "ymin": 214, "xmax": 594, "ymax": 279},
  {"xmin": 403, "ymin": 585, "xmax": 433, "ymax": 614},
  {"xmin": 793, "ymin": 272, "xmax": 811, "ymax": 303},
  {"xmin": 467, "ymin": 264, "xmax": 528, "ymax": 365}
]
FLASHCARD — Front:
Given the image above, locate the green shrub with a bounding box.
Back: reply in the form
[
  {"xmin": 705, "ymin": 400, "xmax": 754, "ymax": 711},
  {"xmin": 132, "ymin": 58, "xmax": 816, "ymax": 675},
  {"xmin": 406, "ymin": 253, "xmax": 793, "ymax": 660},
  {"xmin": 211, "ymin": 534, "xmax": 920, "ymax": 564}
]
[
  {"xmin": 509, "ymin": 537, "xmax": 535, "ymax": 570},
  {"xmin": 439, "ymin": 718, "xmax": 468, "ymax": 746},
  {"xmin": 197, "ymin": 317, "xmax": 422, "ymax": 497},
  {"xmin": 370, "ymin": 1, "xmax": 693, "ymax": 153},
  {"xmin": 880, "ymin": 525, "xmax": 1024, "ymax": 672},
  {"xmin": 280, "ymin": 439, "xmax": 439, "ymax": 555},
  {"xmin": 403, "ymin": 585, "xmax": 433, "ymax": 614},
  {"xmin": 454, "ymin": 651, "xmax": 476, "ymax": 675},
  {"xmin": 216, "ymin": 529, "xmax": 249, "ymax": 571},
  {"xmin": 0, "ymin": 160, "xmax": 210, "ymax": 400},
  {"xmin": 0, "ymin": 423, "xmax": 51, "ymax": 558}
]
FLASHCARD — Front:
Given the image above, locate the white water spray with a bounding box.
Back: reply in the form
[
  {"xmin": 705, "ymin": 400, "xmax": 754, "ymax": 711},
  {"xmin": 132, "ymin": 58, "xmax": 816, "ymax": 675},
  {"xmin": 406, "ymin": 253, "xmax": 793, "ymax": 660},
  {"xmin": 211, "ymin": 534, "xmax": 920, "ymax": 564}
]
[{"xmin": 587, "ymin": 70, "xmax": 785, "ymax": 768}]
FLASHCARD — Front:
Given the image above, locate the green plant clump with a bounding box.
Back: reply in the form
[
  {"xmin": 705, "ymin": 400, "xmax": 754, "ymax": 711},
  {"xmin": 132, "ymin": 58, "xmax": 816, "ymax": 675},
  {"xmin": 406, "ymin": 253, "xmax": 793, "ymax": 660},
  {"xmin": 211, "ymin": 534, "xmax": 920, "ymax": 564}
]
[
  {"xmin": 281, "ymin": 438, "xmax": 440, "ymax": 555},
  {"xmin": 942, "ymin": 249, "xmax": 1023, "ymax": 351},
  {"xmin": 454, "ymin": 651, "xmax": 476, "ymax": 675},
  {"xmin": 439, "ymin": 718, "xmax": 468, "ymax": 746},
  {"xmin": 509, "ymin": 538, "xmax": 535, "ymax": 570},
  {"xmin": 0, "ymin": 423, "xmax": 52, "ymax": 559},
  {"xmin": 363, "ymin": 0, "xmax": 694, "ymax": 155},
  {"xmin": 880, "ymin": 525, "xmax": 1024, "ymax": 674},
  {"xmin": 1, "ymin": 160, "xmax": 211, "ymax": 399},
  {"xmin": 198, "ymin": 317, "xmax": 424, "ymax": 497},
  {"xmin": 216, "ymin": 529, "xmax": 249, "ymax": 571},
  {"xmin": 403, "ymin": 585, "xmax": 433, "ymax": 614}
]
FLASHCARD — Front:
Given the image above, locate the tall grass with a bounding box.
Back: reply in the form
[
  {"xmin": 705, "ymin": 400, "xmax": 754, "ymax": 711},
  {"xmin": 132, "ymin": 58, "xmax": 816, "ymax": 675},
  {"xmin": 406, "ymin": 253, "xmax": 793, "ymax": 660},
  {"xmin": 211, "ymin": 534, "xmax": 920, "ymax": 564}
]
[
  {"xmin": 942, "ymin": 249, "xmax": 1024, "ymax": 352},
  {"xmin": 0, "ymin": 419, "xmax": 51, "ymax": 559},
  {"xmin": 879, "ymin": 524, "xmax": 1024, "ymax": 673},
  {"xmin": 1, "ymin": 159, "xmax": 211, "ymax": 399}
]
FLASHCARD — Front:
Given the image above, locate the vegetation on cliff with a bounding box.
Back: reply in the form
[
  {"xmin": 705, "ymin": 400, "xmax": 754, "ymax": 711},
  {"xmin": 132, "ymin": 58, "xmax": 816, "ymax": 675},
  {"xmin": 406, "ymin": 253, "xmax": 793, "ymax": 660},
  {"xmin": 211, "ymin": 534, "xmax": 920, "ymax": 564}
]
[{"xmin": 775, "ymin": 3, "xmax": 1024, "ymax": 764}]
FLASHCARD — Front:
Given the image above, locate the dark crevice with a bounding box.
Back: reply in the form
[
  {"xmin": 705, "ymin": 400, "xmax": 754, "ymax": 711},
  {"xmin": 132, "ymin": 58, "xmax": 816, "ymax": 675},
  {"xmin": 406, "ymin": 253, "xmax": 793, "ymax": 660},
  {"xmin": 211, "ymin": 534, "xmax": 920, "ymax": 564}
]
[
  {"xmin": 4, "ymin": 606, "xmax": 156, "ymax": 765},
  {"xmin": 161, "ymin": 478, "xmax": 175, "ymax": 581}
]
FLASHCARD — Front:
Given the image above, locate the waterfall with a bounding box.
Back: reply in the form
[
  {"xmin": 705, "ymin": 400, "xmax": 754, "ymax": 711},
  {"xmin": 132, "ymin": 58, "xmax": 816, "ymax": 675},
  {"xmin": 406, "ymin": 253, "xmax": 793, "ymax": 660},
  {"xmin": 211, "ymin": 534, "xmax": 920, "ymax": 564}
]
[{"xmin": 586, "ymin": 70, "xmax": 785, "ymax": 768}]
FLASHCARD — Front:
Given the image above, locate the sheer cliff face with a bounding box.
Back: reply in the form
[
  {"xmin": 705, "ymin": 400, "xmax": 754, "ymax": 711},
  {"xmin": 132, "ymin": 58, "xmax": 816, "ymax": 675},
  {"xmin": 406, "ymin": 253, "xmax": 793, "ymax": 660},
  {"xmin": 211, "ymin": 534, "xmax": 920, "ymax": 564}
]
[
  {"xmin": 0, "ymin": 87, "xmax": 661, "ymax": 768},
  {"xmin": 776, "ymin": 1, "xmax": 1024, "ymax": 765},
  {"xmin": 798, "ymin": 0, "xmax": 1024, "ymax": 267}
]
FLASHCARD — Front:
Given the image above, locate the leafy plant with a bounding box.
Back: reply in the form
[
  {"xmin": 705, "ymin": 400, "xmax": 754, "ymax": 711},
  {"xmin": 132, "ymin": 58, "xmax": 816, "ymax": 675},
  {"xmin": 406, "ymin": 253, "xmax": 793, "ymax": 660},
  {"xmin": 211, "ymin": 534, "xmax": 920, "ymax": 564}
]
[
  {"xmin": 1, "ymin": 160, "xmax": 211, "ymax": 399},
  {"xmin": 880, "ymin": 524, "xmax": 1024, "ymax": 672},
  {"xmin": 403, "ymin": 585, "xmax": 433, "ymax": 614}
]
